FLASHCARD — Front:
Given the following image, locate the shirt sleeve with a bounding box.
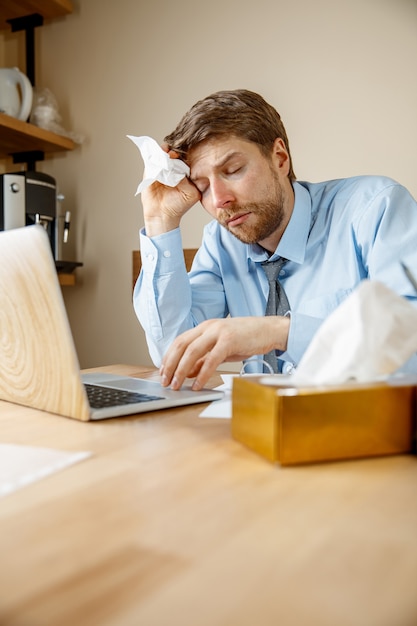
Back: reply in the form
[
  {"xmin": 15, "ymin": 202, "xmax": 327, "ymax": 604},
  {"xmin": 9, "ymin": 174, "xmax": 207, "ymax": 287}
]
[
  {"xmin": 356, "ymin": 182, "xmax": 417, "ymax": 375},
  {"xmin": 133, "ymin": 226, "xmax": 227, "ymax": 366},
  {"xmin": 133, "ymin": 228, "xmax": 193, "ymax": 366},
  {"xmin": 280, "ymin": 311, "xmax": 324, "ymax": 367},
  {"xmin": 355, "ymin": 181, "xmax": 417, "ymax": 303}
]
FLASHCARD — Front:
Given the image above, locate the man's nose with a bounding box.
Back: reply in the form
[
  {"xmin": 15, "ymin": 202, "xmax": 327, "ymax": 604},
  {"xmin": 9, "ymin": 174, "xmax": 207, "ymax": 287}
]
[{"xmin": 211, "ymin": 179, "xmax": 235, "ymax": 209}]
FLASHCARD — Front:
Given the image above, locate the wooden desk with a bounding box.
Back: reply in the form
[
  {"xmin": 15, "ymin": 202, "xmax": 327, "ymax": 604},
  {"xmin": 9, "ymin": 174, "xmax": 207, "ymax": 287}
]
[{"xmin": 1, "ymin": 365, "xmax": 417, "ymax": 626}]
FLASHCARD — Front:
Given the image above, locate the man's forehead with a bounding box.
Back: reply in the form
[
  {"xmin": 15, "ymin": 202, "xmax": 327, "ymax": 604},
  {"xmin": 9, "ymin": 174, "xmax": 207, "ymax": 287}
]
[{"xmin": 188, "ymin": 136, "xmax": 259, "ymax": 176}]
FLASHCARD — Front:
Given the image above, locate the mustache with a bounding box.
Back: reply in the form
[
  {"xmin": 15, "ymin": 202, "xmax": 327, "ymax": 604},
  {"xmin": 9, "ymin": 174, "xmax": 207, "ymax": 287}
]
[{"xmin": 218, "ymin": 203, "xmax": 252, "ymax": 222}]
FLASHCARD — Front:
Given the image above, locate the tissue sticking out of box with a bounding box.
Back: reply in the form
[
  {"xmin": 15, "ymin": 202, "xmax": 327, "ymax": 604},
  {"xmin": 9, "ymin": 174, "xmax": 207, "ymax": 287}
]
[
  {"xmin": 127, "ymin": 135, "xmax": 190, "ymax": 195},
  {"xmin": 290, "ymin": 280, "xmax": 417, "ymax": 386}
]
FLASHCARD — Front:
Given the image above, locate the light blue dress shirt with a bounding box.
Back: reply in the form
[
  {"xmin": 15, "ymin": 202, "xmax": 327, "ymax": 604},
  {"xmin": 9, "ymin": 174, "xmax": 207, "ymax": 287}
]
[{"xmin": 134, "ymin": 176, "xmax": 417, "ymax": 373}]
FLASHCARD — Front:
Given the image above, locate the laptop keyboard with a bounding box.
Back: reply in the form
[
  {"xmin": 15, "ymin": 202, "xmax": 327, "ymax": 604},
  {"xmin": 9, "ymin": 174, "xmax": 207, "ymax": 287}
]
[{"xmin": 84, "ymin": 384, "xmax": 163, "ymax": 409}]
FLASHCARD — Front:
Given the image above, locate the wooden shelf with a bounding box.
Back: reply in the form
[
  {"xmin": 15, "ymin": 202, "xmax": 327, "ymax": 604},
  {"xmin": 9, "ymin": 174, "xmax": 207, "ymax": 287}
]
[
  {"xmin": 0, "ymin": 2, "xmax": 76, "ymax": 160},
  {"xmin": 0, "ymin": 0, "xmax": 73, "ymax": 31},
  {"xmin": 0, "ymin": 113, "xmax": 75, "ymax": 159}
]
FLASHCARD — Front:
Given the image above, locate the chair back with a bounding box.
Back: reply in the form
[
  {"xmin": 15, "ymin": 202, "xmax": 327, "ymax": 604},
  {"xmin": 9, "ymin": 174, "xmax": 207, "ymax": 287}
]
[{"xmin": 132, "ymin": 248, "xmax": 198, "ymax": 291}]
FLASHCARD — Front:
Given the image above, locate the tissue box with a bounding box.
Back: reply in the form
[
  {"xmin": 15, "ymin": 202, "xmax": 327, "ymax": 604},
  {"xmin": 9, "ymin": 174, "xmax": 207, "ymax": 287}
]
[{"xmin": 231, "ymin": 377, "xmax": 416, "ymax": 465}]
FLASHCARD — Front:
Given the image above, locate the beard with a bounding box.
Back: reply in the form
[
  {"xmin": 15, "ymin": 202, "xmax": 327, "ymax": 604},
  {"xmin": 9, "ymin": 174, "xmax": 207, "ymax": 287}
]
[{"xmin": 217, "ymin": 173, "xmax": 286, "ymax": 245}]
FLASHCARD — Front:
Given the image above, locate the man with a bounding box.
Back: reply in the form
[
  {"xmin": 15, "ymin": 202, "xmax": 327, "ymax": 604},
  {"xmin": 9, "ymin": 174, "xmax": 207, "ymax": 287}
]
[{"xmin": 134, "ymin": 89, "xmax": 417, "ymax": 390}]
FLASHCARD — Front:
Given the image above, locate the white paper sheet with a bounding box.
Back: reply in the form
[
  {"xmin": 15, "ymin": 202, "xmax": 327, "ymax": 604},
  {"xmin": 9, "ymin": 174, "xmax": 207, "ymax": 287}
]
[
  {"xmin": 199, "ymin": 372, "xmax": 283, "ymax": 418},
  {"xmin": 199, "ymin": 394, "xmax": 232, "ymax": 419},
  {"xmin": 0, "ymin": 444, "xmax": 91, "ymax": 498},
  {"xmin": 199, "ymin": 375, "xmax": 232, "ymax": 418}
]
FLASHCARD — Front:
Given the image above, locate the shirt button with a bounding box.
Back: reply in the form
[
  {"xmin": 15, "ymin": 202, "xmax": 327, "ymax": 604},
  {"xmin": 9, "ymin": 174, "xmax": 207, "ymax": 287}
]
[
  {"xmin": 282, "ymin": 362, "xmax": 295, "ymax": 375},
  {"xmin": 146, "ymin": 253, "xmax": 154, "ymax": 262},
  {"xmin": 279, "ymin": 269, "xmax": 285, "ymax": 277},
  {"xmin": 163, "ymin": 250, "xmax": 171, "ymax": 258}
]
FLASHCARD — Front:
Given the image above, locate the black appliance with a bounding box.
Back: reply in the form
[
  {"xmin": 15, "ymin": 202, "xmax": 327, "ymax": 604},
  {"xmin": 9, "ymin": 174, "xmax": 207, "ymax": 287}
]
[{"xmin": 0, "ymin": 171, "xmax": 82, "ymax": 272}]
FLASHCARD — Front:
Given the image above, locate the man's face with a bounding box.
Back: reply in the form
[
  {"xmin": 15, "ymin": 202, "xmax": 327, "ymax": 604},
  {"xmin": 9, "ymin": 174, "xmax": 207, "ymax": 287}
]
[{"xmin": 188, "ymin": 136, "xmax": 294, "ymax": 251}]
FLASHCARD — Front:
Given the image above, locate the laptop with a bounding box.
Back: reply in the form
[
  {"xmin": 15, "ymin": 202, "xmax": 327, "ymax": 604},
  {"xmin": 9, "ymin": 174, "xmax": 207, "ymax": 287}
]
[{"xmin": 0, "ymin": 225, "xmax": 223, "ymax": 420}]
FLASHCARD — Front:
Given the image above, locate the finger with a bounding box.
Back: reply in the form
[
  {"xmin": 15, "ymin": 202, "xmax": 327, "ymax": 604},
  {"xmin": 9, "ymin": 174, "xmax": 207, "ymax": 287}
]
[
  {"xmin": 176, "ymin": 332, "xmax": 230, "ymax": 390},
  {"xmin": 160, "ymin": 327, "xmax": 205, "ymax": 386},
  {"xmin": 160, "ymin": 142, "xmax": 169, "ymax": 153},
  {"xmin": 170, "ymin": 339, "xmax": 215, "ymax": 390},
  {"xmin": 176, "ymin": 176, "xmax": 201, "ymax": 203},
  {"xmin": 190, "ymin": 351, "xmax": 224, "ymax": 390},
  {"xmin": 161, "ymin": 142, "xmax": 183, "ymax": 162},
  {"xmin": 185, "ymin": 357, "xmax": 205, "ymax": 380},
  {"xmin": 163, "ymin": 328, "xmax": 221, "ymax": 390}
]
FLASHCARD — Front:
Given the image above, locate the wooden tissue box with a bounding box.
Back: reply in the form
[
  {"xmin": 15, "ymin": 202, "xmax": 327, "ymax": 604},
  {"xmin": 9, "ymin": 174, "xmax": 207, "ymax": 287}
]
[{"xmin": 231, "ymin": 376, "xmax": 416, "ymax": 465}]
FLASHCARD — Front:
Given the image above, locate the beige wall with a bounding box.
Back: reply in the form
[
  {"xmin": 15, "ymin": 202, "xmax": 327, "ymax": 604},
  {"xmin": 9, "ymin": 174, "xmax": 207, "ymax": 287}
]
[{"xmin": 1, "ymin": 0, "xmax": 416, "ymax": 368}]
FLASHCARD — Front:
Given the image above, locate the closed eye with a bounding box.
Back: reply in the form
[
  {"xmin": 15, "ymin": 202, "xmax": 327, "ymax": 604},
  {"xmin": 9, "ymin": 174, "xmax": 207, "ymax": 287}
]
[
  {"xmin": 226, "ymin": 166, "xmax": 242, "ymax": 176},
  {"xmin": 192, "ymin": 179, "xmax": 208, "ymax": 195}
]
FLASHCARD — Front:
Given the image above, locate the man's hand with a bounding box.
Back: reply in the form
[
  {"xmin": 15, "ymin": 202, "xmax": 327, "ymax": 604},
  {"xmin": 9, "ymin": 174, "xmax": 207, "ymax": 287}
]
[
  {"xmin": 142, "ymin": 148, "xmax": 201, "ymax": 237},
  {"xmin": 160, "ymin": 316, "xmax": 290, "ymax": 390}
]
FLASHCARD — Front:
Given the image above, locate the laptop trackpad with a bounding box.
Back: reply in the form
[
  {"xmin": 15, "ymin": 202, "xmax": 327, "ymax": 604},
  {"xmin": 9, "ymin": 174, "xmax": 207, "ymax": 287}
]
[{"xmin": 81, "ymin": 372, "xmax": 216, "ymax": 399}]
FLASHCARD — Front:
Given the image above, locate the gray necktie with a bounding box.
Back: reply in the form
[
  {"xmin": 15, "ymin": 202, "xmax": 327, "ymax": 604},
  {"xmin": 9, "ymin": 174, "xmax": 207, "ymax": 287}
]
[{"xmin": 261, "ymin": 258, "xmax": 290, "ymax": 373}]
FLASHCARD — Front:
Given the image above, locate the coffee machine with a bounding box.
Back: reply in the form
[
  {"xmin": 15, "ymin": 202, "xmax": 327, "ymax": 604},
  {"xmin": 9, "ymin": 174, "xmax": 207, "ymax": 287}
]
[{"xmin": 0, "ymin": 171, "xmax": 81, "ymax": 270}]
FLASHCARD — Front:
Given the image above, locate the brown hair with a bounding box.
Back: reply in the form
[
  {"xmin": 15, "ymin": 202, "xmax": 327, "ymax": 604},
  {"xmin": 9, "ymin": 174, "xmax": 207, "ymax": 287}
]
[{"xmin": 164, "ymin": 89, "xmax": 296, "ymax": 181}]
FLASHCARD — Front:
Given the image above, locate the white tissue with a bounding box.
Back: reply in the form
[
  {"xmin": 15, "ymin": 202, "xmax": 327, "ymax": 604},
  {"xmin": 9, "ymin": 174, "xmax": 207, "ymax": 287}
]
[
  {"xmin": 127, "ymin": 135, "xmax": 190, "ymax": 195},
  {"xmin": 291, "ymin": 280, "xmax": 417, "ymax": 386}
]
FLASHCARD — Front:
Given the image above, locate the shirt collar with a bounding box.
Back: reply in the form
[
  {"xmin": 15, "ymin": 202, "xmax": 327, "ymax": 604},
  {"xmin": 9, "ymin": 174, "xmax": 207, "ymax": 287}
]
[{"xmin": 247, "ymin": 182, "xmax": 312, "ymax": 265}]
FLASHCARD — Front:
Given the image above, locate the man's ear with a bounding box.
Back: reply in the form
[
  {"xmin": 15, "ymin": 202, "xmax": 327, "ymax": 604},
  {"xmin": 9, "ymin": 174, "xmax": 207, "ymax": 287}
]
[{"xmin": 272, "ymin": 137, "xmax": 290, "ymax": 175}]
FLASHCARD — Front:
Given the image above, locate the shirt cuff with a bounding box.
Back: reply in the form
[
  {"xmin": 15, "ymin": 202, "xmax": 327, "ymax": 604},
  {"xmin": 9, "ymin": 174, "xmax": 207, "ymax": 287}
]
[
  {"xmin": 282, "ymin": 311, "xmax": 324, "ymax": 366},
  {"xmin": 139, "ymin": 227, "xmax": 185, "ymax": 273}
]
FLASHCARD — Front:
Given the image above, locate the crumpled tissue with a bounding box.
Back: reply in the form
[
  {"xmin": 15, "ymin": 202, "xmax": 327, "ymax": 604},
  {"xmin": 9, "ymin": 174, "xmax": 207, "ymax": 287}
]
[
  {"xmin": 127, "ymin": 135, "xmax": 190, "ymax": 195},
  {"xmin": 290, "ymin": 280, "xmax": 417, "ymax": 386}
]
